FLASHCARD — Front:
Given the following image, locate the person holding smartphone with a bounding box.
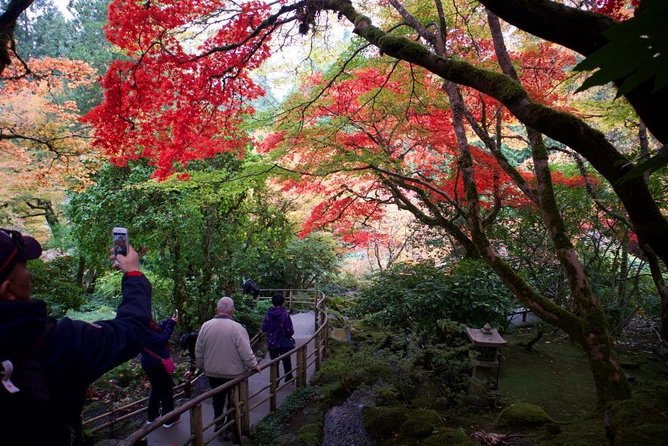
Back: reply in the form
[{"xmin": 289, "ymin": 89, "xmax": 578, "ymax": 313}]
[{"xmin": 0, "ymin": 228, "xmax": 152, "ymax": 446}]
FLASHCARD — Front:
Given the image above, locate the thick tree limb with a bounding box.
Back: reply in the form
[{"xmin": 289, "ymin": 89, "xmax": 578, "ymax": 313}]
[
  {"xmin": 0, "ymin": 0, "xmax": 34, "ymax": 73},
  {"xmin": 478, "ymin": 0, "xmax": 668, "ymax": 144}
]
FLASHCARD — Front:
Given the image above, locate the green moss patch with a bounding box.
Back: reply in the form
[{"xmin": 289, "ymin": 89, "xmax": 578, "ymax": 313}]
[
  {"xmin": 495, "ymin": 402, "xmax": 554, "ymax": 428},
  {"xmin": 363, "ymin": 405, "xmax": 410, "ymax": 439},
  {"xmin": 499, "ymin": 333, "xmax": 597, "ymax": 420},
  {"xmin": 400, "ymin": 408, "xmax": 443, "ymax": 439},
  {"xmin": 554, "ymin": 416, "xmax": 607, "ymax": 446},
  {"xmin": 608, "ymin": 390, "xmax": 668, "ymax": 446},
  {"xmin": 297, "ymin": 422, "xmax": 323, "ymax": 446},
  {"xmin": 420, "ymin": 428, "xmax": 474, "ymax": 445}
]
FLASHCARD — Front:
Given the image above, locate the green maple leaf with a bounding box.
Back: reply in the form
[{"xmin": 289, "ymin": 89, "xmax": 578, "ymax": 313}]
[{"xmin": 575, "ymin": 0, "xmax": 668, "ymax": 96}]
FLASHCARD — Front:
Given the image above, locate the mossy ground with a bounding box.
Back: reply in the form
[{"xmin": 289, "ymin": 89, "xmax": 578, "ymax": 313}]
[
  {"xmin": 248, "ymin": 326, "xmax": 668, "ymax": 446},
  {"xmin": 499, "ymin": 331, "xmax": 597, "ymax": 421},
  {"xmin": 470, "ymin": 327, "xmax": 668, "ymax": 445}
]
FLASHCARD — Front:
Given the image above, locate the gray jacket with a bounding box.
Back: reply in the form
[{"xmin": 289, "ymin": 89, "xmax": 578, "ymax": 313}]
[{"xmin": 195, "ymin": 316, "xmax": 257, "ymax": 378}]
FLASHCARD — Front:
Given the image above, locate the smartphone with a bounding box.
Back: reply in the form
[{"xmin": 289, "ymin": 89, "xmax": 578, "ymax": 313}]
[{"xmin": 112, "ymin": 227, "xmax": 128, "ymax": 256}]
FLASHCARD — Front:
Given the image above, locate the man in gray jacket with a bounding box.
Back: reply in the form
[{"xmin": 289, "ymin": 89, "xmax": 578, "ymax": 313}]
[{"xmin": 195, "ymin": 296, "xmax": 260, "ymax": 440}]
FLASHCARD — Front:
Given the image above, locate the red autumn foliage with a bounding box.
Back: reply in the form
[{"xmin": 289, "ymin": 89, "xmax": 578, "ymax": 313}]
[
  {"xmin": 84, "ymin": 0, "xmax": 273, "ymax": 179},
  {"xmin": 265, "ymin": 62, "xmax": 581, "ymax": 247},
  {"xmin": 591, "ymin": 0, "xmax": 638, "ymax": 20},
  {"xmin": 84, "ymin": 0, "xmax": 603, "ymax": 252}
]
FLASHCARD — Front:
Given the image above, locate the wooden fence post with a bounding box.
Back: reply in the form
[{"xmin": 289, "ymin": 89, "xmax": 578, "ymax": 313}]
[
  {"xmin": 320, "ymin": 301, "xmax": 329, "ymax": 358},
  {"xmin": 190, "ymin": 403, "xmax": 203, "ymax": 446},
  {"xmin": 270, "ymin": 362, "xmax": 279, "ymax": 412},
  {"xmin": 237, "ymin": 380, "xmax": 250, "ymax": 437},
  {"xmin": 314, "ymin": 330, "xmax": 321, "ymax": 371},
  {"xmin": 297, "ymin": 347, "xmax": 307, "ymax": 387}
]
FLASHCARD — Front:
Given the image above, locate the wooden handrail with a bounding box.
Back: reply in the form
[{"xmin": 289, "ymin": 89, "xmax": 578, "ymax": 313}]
[{"xmin": 114, "ymin": 288, "xmax": 328, "ymax": 446}]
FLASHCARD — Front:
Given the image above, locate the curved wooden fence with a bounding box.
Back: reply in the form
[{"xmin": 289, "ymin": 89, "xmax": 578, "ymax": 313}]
[{"xmin": 105, "ymin": 289, "xmax": 328, "ymax": 446}]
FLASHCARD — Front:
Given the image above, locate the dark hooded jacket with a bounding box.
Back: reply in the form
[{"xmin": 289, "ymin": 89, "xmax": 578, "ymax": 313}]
[
  {"xmin": 261, "ymin": 306, "xmax": 294, "ymax": 350},
  {"xmin": 139, "ymin": 317, "xmax": 177, "ymax": 370},
  {"xmin": 0, "ymin": 272, "xmax": 152, "ymax": 445}
]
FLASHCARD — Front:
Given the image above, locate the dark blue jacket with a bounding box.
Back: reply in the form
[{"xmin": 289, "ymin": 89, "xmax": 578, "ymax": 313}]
[
  {"xmin": 139, "ymin": 317, "xmax": 176, "ymax": 371},
  {"xmin": 262, "ymin": 306, "xmax": 294, "ymax": 350},
  {"xmin": 0, "ymin": 272, "xmax": 152, "ymax": 445}
]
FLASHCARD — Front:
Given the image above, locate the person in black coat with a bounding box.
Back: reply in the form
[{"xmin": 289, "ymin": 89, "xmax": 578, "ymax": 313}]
[
  {"xmin": 0, "ymin": 228, "xmax": 152, "ymax": 446},
  {"xmin": 140, "ymin": 314, "xmax": 179, "ymax": 427},
  {"xmin": 242, "ymin": 278, "xmax": 261, "ymax": 299},
  {"xmin": 179, "ymin": 330, "xmax": 199, "ymax": 376}
]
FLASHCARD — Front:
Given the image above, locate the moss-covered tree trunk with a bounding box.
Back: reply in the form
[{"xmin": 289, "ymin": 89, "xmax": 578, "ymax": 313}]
[
  {"xmin": 644, "ymin": 246, "xmax": 668, "ymax": 340},
  {"xmin": 454, "ymin": 83, "xmax": 631, "ymax": 407},
  {"xmin": 578, "ymin": 312, "xmax": 631, "ymax": 403}
]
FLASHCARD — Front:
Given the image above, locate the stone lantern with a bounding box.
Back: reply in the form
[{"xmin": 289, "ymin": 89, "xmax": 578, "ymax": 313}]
[{"xmin": 465, "ymin": 323, "xmax": 507, "ymax": 390}]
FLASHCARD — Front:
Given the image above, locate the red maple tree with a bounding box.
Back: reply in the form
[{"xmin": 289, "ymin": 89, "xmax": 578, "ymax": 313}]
[{"xmin": 82, "ymin": 0, "xmax": 273, "ymax": 178}]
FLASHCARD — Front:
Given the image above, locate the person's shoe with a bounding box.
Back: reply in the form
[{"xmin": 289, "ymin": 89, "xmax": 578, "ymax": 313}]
[
  {"xmin": 221, "ymin": 430, "xmax": 231, "ymax": 441},
  {"xmin": 163, "ymin": 418, "xmax": 180, "ymax": 428},
  {"xmin": 285, "ymin": 375, "xmax": 295, "ymax": 383}
]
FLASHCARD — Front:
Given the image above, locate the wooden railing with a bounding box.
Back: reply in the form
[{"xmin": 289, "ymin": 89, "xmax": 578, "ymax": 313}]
[
  {"xmin": 114, "ymin": 289, "xmax": 328, "ymax": 446},
  {"xmin": 82, "ymin": 330, "xmax": 264, "ymax": 434},
  {"xmin": 82, "ymin": 289, "xmax": 322, "ymax": 434}
]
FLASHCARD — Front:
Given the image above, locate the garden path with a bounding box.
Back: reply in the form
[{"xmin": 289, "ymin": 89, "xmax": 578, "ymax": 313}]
[{"xmin": 145, "ymin": 311, "xmax": 317, "ymax": 445}]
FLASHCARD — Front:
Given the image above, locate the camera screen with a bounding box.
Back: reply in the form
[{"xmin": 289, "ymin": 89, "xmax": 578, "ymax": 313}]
[{"xmin": 113, "ymin": 231, "xmax": 128, "ymax": 256}]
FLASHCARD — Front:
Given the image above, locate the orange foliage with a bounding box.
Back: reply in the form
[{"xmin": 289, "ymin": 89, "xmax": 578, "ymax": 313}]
[{"xmin": 0, "ymin": 56, "xmax": 100, "ymax": 198}]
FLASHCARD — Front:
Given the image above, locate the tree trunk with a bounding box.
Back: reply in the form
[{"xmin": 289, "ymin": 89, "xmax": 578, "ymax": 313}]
[
  {"xmin": 577, "ymin": 313, "xmax": 632, "ymax": 404},
  {"xmin": 454, "ymin": 10, "xmax": 630, "ymax": 407},
  {"xmin": 170, "ymin": 231, "xmax": 187, "ymax": 315},
  {"xmin": 643, "ymin": 244, "xmax": 668, "ymax": 340},
  {"xmin": 322, "ymin": 0, "xmax": 635, "ymax": 407}
]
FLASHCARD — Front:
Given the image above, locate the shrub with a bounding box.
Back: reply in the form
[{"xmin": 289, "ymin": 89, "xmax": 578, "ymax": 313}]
[
  {"xmin": 30, "ymin": 257, "xmax": 84, "ymax": 317},
  {"xmin": 399, "ymin": 408, "xmax": 442, "ymax": 439},
  {"xmin": 421, "ymin": 428, "xmax": 474, "ymax": 446},
  {"xmin": 297, "ymin": 422, "xmax": 323, "ymax": 446},
  {"xmin": 251, "ymin": 387, "xmax": 319, "ymax": 445},
  {"xmin": 363, "ymin": 406, "xmax": 410, "ymax": 439},
  {"xmin": 314, "ymin": 343, "xmax": 393, "ymax": 393},
  {"xmin": 495, "ymin": 402, "xmax": 554, "ymax": 428},
  {"xmin": 355, "ymin": 260, "xmax": 514, "ymax": 339}
]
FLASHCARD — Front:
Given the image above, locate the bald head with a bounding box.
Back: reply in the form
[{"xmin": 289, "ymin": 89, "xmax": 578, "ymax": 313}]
[{"xmin": 216, "ymin": 296, "xmax": 235, "ymax": 316}]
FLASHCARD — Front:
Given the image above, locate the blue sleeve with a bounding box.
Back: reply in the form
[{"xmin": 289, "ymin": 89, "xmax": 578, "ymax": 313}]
[
  {"xmin": 155, "ymin": 318, "xmax": 177, "ymax": 344},
  {"xmin": 283, "ymin": 313, "xmax": 294, "ymax": 337}
]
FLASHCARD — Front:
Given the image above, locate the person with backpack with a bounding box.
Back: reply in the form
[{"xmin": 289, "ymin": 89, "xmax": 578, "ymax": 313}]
[
  {"xmin": 262, "ymin": 293, "xmax": 295, "ymax": 384},
  {"xmin": 0, "ymin": 228, "xmax": 152, "ymax": 446},
  {"xmin": 179, "ymin": 330, "xmax": 199, "ymax": 377}
]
